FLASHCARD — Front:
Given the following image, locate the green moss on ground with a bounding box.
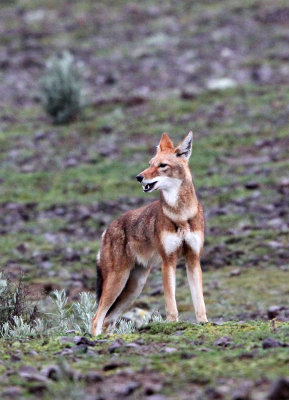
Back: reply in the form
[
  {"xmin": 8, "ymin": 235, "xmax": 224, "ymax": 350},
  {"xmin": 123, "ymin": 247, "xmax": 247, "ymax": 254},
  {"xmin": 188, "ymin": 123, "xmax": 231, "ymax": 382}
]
[{"xmin": 0, "ymin": 321, "xmax": 288, "ymax": 398}]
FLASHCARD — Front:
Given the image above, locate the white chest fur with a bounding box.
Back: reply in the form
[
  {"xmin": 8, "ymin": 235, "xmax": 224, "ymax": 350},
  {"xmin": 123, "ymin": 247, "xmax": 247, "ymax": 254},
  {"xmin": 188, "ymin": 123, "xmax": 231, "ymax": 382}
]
[
  {"xmin": 162, "ymin": 232, "xmax": 183, "ymax": 255},
  {"xmin": 161, "ymin": 230, "xmax": 202, "ymax": 255},
  {"xmin": 184, "ymin": 230, "xmax": 202, "ymax": 255}
]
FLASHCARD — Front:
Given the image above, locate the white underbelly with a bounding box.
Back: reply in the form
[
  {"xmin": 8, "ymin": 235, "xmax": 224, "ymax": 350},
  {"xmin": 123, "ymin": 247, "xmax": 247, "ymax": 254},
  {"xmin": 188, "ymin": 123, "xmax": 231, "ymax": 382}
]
[{"xmin": 135, "ymin": 251, "xmax": 162, "ymax": 268}]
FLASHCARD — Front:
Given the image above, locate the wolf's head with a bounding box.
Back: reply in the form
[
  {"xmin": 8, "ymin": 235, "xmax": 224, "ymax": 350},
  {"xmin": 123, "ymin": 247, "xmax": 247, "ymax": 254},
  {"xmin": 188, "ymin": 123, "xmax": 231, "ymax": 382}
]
[{"xmin": 136, "ymin": 131, "xmax": 193, "ymax": 193}]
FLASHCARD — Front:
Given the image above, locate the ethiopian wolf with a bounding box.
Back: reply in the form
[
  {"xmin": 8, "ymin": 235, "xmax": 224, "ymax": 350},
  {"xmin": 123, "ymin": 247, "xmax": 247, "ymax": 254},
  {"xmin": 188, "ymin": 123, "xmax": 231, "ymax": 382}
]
[{"xmin": 92, "ymin": 131, "xmax": 208, "ymax": 336}]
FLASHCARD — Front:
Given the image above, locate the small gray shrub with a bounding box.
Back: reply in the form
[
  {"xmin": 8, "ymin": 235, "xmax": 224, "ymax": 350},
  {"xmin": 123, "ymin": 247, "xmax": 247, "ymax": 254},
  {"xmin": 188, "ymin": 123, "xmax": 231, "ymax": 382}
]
[
  {"xmin": 0, "ymin": 282, "xmax": 164, "ymax": 338},
  {"xmin": 115, "ymin": 319, "xmax": 136, "ymax": 335},
  {"xmin": 48, "ymin": 290, "xmax": 96, "ymax": 335},
  {"xmin": 0, "ymin": 272, "xmax": 38, "ymax": 331},
  {"xmin": 40, "ymin": 51, "xmax": 85, "ymax": 124}
]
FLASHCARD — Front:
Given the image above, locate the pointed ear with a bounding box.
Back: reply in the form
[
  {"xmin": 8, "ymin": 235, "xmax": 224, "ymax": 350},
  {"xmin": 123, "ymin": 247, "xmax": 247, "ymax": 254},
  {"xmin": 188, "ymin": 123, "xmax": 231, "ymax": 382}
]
[
  {"xmin": 175, "ymin": 131, "xmax": 193, "ymax": 160},
  {"xmin": 158, "ymin": 133, "xmax": 174, "ymax": 151}
]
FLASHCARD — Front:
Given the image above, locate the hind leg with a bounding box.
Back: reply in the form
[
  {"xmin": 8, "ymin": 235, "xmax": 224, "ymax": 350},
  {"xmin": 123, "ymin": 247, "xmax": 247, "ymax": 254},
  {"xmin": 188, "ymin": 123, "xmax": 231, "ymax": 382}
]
[
  {"xmin": 91, "ymin": 269, "xmax": 130, "ymax": 336},
  {"xmin": 104, "ymin": 264, "xmax": 151, "ymax": 331}
]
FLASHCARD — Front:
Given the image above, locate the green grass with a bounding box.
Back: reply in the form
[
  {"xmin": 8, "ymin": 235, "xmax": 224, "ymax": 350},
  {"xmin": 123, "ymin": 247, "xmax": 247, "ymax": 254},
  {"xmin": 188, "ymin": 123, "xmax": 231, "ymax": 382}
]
[{"xmin": 0, "ymin": 321, "xmax": 288, "ymax": 398}]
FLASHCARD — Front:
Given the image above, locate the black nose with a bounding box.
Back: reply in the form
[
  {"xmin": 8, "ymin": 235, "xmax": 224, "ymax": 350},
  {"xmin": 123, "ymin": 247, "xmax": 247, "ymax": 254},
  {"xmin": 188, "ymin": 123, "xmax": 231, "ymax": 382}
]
[{"xmin": 136, "ymin": 174, "xmax": 144, "ymax": 183}]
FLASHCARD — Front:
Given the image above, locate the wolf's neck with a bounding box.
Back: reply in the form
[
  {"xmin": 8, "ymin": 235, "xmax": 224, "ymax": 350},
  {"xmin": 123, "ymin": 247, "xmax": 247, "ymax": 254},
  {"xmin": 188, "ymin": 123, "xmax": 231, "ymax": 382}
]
[{"xmin": 160, "ymin": 177, "xmax": 198, "ymax": 222}]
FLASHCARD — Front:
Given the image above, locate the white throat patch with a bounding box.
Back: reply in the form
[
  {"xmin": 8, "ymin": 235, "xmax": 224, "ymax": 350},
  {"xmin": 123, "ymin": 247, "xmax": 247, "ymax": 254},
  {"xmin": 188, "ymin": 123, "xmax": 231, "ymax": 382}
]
[{"xmin": 160, "ymin": 177, "xmax": 182, "ymax": 207}]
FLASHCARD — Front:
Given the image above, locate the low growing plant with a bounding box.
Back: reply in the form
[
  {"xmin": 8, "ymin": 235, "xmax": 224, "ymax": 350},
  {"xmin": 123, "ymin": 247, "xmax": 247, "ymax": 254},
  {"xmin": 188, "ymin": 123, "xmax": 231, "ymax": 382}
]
[
  {"xmin": 0, "ymin": 282, "xmax": 164, "ymax": 338},
  {"xmin": 0, "ymin": 272, "xmax": 38, "ymax": 331},
  {"xmin": 48, "ymin": 289, "xmax": 96, "ymax": 335},
  {"xmin": 40, "ymin": 51, "xmax": 86, "ymax": 124}
]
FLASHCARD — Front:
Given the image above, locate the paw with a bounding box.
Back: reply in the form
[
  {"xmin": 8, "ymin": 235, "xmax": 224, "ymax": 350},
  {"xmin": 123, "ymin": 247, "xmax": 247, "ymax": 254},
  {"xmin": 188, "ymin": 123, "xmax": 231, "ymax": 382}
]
[
  {"xmin": 167, "ymin": 313, "xmax": 179, "ymax": 322},
  {"xmin": 196, "ymin": 316, "xmax": 208, "ymax": 324}
]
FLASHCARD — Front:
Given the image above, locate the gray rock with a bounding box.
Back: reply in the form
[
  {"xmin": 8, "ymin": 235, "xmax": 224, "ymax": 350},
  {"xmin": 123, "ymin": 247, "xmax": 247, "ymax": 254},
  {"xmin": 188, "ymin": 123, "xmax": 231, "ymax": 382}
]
[
  {"xmin": 262, "ymin": 337, "xmax": 283, "ymax": 349},
  {"xmin": 18, "ymin": 365, "xmax": 48, "ymax": 383},
  {"xmin": 268, "ymin": 378, "xmax": 289, "ymax": 400},
  {"xmin": 207, "ymin": 78, "xmax": 237, "ymax": 90},
  {"xmin": 109, "ymin": 339, "xmax": 124, "ymax": 353},
  {"xmin": 41, "ymin": 365, "xmax": 62, "ymax": 381},
  {"xmin": 114, "ymin": 381, "xmax": 140, "ymax": 396},
  {"xmin": 2, "ymin": 386, "xmax": 23, "ymax": 397},
  {"xmin": 214, "ymin": 336, "xmax": 232, "ymax": 347},
  {"xmin": 83, "ymin": 371, "xmax": 103, "ymax": 383},
  {"xmin": 267, "ymin": 305, "xmax": 283, "ymax": 319}
]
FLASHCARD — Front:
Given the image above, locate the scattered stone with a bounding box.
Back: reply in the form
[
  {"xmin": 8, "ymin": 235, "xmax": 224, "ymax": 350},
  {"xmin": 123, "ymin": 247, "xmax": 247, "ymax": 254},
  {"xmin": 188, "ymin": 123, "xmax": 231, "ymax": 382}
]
[
  {"xmin": 125, "ymin": 93, "xmax": 148, "ymax": 107},
  {"xmin": 74, "ymin": 336, "xmax": 96, "ymax": 347},
  {"xmin": 104, "ymin": 73, "xmax": 117, "ymax": 85},
  {"xmin": 214, "ymin": 336, "xmax": 232, "ymax": 347},
  {"xmin": 65, "ymin": 158, "xmax": 78, "ymax": 168},
  {"xmin": 231, "ymin": 383, "xmax": 251, "ymax": 400},
  {"xmin": 134, "ymin": 339, "xmax": 145, "ymax": 345},
  {"xmin": 180, "ymin": 352, "xmax": 195, "ymax": 360},
  {"xmin": 109, "ymin": 339, "xmax": 124, "ymax": 353},
  {"xmin": 10, "ymin": 353, "xmax": 22, "ymax": 362},
  {"xmin": 27, "ymin": 383, "xmax": 47, "ymax": 395},
  {"xmin": 173, "ymin": 330, "xmax": 184, "ymax": 336},
  {"xmin": 267, "ymin": 305, "xmax": 283, "ymax": 319},
  {"xmin": 163, "ymin": 347, "xmax": 177, "ymax": 353},
  {"xmin": 204, "ymin": 387, "xmax": 224, "ymax": 399},
  {"xmin": 245, "ymin": 181, "xmax": 259, "ymax": 189},
  {"xmin": 262, "ymin": 337, "xmax": 284, "ymax": 349},
  {"xmin": 60, "ymin": 336, "xmax": 75, "ymax": 343},
  {"xmin": 229, "ymin": 268, "xmax": 241, "ymax": 277},
  {"xmin": 144, "ymin": 382, "xmax": 163, "ymax": 395},
  {"xmin": 71, "ymin": 344, "xmax": 88, "ymax": 354},
  {"xmin": 180, "ymin": 86, "xmax": 201, "ymax": 100},
  {"xmin": 2, "ymin": 386, "xmax": 23, "ymax": 397},
  {"xmin": 28, "ymin": 350, "xmax": 39, "ymax": 356},
  {"xmin": 268, "ymin": 241, "xmax": 283, "ymax": 249},
  {"xmin": 279, "ymin": 177, "xmax": 289, "ymax": 187},
  {"xmin": 207, "ymin": 78, "xmax": 237, "ymax": 90},
  {"xmin": 125, "ymin": 342, "xmax": 140, "ymax": 349},
  {"xmin": 268, "ymin": 377, "xmax": 289, "ymax": 400},
  {"xmin": 18, "ymin": 365, "xmax": 48, "ymax": 383},
  {"xmin": 103, "ymin": 362, "xmax": 129, "ymax": 371},
  {"xmin": 83, "ymin": 371, "xmax": 103, "ymax": 383},
  {"xmin": 16, "ymin": 242, "xmax": 29, "ymax": 254},
  {"xmin": 238, "ymin": 351, "xmax": 258, "ymax": 360},
  {"xmin": 256, "ymin": 7, "xmax": 289, "ymax": 25},
  {"xmin": 114, "ymin": 381, "xmax": 140, "ymax": 396},
  {"xmin": 41, "ymin": 365, "xmax": 62, "ymax": 381}
]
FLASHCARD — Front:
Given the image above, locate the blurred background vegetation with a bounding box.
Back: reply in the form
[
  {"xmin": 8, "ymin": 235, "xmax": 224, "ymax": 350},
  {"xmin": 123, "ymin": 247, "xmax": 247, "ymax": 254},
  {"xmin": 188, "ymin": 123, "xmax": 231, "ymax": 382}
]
[{"xmin": 0, "ymin": 0, "xmax": 289, "ymax": 397}]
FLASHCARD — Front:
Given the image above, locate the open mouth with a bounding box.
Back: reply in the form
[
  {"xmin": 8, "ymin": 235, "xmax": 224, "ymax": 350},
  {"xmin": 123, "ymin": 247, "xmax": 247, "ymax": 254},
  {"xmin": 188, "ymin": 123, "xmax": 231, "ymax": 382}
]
[{"xmin": 143, "ymin": 181, "xmax": 157, "ymax": 192}]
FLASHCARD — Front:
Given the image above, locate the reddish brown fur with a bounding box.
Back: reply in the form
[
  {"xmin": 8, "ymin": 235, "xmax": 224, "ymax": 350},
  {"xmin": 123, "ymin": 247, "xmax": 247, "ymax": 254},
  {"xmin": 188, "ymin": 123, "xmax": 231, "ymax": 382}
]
[{"xmin": 92, "ymin": 132, "xmax": 208, "ymax": 335}]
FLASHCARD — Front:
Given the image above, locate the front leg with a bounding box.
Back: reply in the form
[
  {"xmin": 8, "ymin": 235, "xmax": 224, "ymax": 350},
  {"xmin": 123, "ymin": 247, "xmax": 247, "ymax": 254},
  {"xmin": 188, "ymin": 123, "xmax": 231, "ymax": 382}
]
[
  {"xmin": 162, "ymin": 259, "xmax": 178, "ymax": 322},
  {"xmin": 186, "ymin": 255, "xmax": 208, "ymax": 323}
]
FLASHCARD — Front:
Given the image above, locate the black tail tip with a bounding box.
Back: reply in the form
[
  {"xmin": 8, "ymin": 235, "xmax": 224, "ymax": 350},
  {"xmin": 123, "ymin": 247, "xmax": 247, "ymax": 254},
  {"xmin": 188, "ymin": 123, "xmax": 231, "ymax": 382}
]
[{"xmin": 96, "ymin": 264, "xmax": 103, "ymax": 303}]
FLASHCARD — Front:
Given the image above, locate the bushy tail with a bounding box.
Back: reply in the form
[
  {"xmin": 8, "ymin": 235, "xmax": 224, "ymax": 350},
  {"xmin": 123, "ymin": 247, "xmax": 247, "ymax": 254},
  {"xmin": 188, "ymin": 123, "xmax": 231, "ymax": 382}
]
[{"xmin": 96, "ymin": 262, "xmax": 103, "ymax": 303}]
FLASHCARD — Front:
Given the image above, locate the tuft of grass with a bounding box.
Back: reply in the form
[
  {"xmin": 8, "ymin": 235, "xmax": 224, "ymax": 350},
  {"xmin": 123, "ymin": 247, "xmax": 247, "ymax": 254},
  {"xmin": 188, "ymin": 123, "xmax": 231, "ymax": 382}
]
[
  {"xmin": 1, "ymin": 316, "xmax": 44, "ymax": 339},
  {"xmin": 0, "ymin": 272, "xmax": 39, "ymax": 331},
  {"xmin": 40, "ymin": 51, "xmax": 86, "ymax": 124},
  {"xmin": 115, "ymin": 319, "xmax": 136, "ymax": 335}
]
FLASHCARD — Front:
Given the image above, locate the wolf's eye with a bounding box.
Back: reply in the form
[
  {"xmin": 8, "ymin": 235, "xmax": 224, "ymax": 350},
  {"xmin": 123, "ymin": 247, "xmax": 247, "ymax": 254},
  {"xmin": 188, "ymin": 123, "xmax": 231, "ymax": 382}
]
[{"xmin": 159, "ymin": 163, "xmax": 168, "ymax": 168}]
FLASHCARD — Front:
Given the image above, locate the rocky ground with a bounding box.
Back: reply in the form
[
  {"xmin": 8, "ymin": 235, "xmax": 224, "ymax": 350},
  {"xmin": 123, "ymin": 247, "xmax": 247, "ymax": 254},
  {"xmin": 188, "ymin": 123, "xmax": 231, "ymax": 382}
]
[{"xmin": 0, "ymin": 0, "xmax": 289, "ymax": 398}]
